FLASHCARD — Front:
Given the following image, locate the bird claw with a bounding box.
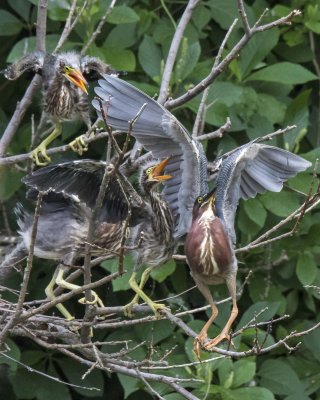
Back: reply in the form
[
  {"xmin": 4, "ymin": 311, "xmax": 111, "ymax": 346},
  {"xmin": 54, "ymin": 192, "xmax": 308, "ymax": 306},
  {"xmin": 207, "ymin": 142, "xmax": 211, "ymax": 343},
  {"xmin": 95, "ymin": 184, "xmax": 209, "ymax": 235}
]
[
  {"xmin": 31, "ymin": 144, "xmax": 51, "ymax": 166},
  {"xmin": 193, "ymin": 333, "xmax": 207, "ymax": 359},
  {"xmin": 123, "ymin": 301, "xmax": 138, "ymax": 318},
  {"xmin": 69, "ymin": 135, "xmax": 88, "ymax": 155},
  {"xmin": 150, "ymin": 303, "xmax": 169, "ymax": 319},
  {"xmin": 78, "ymin": 291, "xmax": 104, "ymax": 307},
  {"xmin": 204, "ymin": 332, "xmax": 234, "ymax": 350}
]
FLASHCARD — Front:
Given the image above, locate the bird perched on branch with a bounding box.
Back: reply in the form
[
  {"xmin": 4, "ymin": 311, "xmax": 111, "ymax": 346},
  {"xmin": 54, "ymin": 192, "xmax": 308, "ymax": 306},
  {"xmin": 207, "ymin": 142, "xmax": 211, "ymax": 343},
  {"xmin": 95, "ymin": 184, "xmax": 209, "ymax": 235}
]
[
  {"xmin": 185, "ymin": 143, "xmax": 311, "ymax": 357},
  {"xmin": 1, "ymin": 157, "xmax": 173, "ymax": 319},
  {"xmin": 91, "ymin": 76, "xmax": 311, "ymax": 352},
  {"xmin": 3, "ymin": 51, "xmax": 115, "ymax": 165}
]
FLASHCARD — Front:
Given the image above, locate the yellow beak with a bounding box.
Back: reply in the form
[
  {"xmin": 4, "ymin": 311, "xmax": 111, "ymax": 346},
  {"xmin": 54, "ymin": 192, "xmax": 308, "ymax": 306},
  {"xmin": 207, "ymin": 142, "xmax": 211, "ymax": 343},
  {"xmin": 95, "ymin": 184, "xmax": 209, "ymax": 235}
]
[
  {"xmin": 150, "ymin": 157, "xmax": 172, "ymax": 181},
  {"xmin": 63, "ymin": 68, "xmax": 88, "ymax": 94}
]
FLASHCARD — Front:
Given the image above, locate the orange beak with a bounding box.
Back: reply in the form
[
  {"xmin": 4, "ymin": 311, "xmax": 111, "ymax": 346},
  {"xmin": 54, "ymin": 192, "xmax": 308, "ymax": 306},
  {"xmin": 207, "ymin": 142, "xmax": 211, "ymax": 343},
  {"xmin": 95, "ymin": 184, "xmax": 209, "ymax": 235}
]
[
  {"xmin": 63, "ymin": 68, "xmax": 88, "ymax": 94},
  {"xmin": 150, "ymin": 157, "xmax": 172, "ymax": 181}
]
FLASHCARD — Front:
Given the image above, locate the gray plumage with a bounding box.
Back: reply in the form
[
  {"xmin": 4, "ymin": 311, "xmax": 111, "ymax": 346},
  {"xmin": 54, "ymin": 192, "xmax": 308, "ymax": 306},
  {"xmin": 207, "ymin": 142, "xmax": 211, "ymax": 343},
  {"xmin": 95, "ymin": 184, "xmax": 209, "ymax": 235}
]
[
  {"xmin": 214, "ymin": 142, "xmax": 311, "ymax": 243},
  {"xmin": 92, "ymin": 75, "xmax": 208, "ymax": 239},
  {"xmin": 19, "ymin": 159, "xmax": 174, "ymax": 270}
]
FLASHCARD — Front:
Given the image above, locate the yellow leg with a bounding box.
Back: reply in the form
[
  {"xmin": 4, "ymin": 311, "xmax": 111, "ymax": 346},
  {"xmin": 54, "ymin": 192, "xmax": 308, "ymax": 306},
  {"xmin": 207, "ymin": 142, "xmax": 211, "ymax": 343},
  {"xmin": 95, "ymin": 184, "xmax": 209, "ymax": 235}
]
[
  {"xmin": 123, "ymin": 267, "xmax": 168, "ymax": 319},
  {"xmin": 31, "ymin": 122, "xmax": 62, "ymax": 166},
  {"xmin": 45, "ymin": 267, "xmax": 74, "ymax": 321},
  {"xmin": 55, "ymin": 267, "xmax": 104, "ymax": 308}
]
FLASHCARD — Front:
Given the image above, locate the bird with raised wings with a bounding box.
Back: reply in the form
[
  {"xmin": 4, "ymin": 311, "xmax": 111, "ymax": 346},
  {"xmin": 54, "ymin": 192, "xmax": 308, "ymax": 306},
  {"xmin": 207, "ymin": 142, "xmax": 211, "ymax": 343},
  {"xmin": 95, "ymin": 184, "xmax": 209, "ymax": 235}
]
[
  {"xmin": 92, "ymin": 76, "xmax": 311, "ymax": 353},
  {"xmin": 1, "ymin": 157, "xmax": 173, "ymax": 320},
  {"xmin": 3, "ymin": 51, "xmax": 115, "ymax": 165},
  {"xmin": 185, "ymin": 143, "xmax": 311, "ymax": 356}
]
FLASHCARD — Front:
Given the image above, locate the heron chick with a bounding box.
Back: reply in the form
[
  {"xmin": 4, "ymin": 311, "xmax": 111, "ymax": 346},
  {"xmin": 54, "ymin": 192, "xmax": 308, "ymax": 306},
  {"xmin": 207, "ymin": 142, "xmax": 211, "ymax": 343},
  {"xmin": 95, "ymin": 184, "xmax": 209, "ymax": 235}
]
[{"xmin": 3, "ymin": 51, "xmax": 115, "ymax": 165}]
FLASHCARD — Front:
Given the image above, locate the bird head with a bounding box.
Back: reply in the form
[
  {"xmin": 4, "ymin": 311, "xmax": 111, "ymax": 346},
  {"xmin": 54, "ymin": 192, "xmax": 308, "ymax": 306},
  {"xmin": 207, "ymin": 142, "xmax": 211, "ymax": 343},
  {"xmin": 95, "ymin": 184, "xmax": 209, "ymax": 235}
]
[
  {"xmin": 62, "ymin": 65, "xmax": 88, "ymax": 94},
  {"xmin": 140, "ymin": 158, "xmax": 172, "ymax": 192},
  {"xmin": 192, "ymin": 188, "xmax": 216, "ymax": 219}
]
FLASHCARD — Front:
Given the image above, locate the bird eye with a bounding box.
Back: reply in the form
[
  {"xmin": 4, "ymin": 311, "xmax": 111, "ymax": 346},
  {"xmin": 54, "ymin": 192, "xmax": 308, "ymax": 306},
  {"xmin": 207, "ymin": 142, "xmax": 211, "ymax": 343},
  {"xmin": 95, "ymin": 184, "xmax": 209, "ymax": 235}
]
[
  {"xmin": 64, "ymin": 66, "xmax": 71, "ymax": 73},
  {"xmin": 197, "ymin": 196, "xmax": 203, "ymax": 204},
  {"xmin": 146, "ymin": 167, "xmax": 152, "ymax": 175}
]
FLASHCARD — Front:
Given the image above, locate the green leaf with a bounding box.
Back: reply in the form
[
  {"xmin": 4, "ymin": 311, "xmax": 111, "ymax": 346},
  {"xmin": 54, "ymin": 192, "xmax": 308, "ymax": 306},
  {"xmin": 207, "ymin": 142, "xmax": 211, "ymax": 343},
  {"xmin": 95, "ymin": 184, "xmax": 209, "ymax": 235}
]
[
  {"xmin": 232, "ymin": 387, "xmax": 275, "ymax": 400},
  {"xmin": 7, "ymin": 35, "xmax": 60, "ymax": 63},
  {"xmin": 0, "ymin": 167, "xmax": 23, "ymax": 201},
  {"xmin": 150, "ymin": 260, "xmax": 176, "ymax": 282},
  {"xmin": 134, "ymin": 319, "xmax": 175, "ymax": 345},
  {"xmin": 232, "ymin": 360, "xmax": 256, "ymax": 388},
  {"xmin": 118, "ymin": 374, "xmax": 138, "ymax": 397},
  {"xmin": 303, "ymin": 323, "xmax": 320, "ymax": 362},
  {"xmin": 107, "ymin": 6, "xmax": 140, "ymax": 24},
  {"xmin": 243, "ymin": 199, "xmax": 267, "ymax": 227},
  {"xmin": 237, "ymin": 301, "xmax": 280, "ymax": 329},
  {"xmin": 101, "ymin": 46, "xmax": 136, "ymax": 71},
  {"xmin": 105, "ymin": 23, "xmax": 137, "ymax": 49},
  {"xmin": 246, "ymin": 62, "xmax": 317, "ymax": 84},
  {"xmin": 57, "ymin": 358, "xmax": 103, "ymax": 397},
  {"xmin": 0, "ymin": 339, "xmax": 21, "ymax": 372},
  {"xmin": 208, "ymin": 0, "xmax": 249, "ymax": 29},
  {"xmin": 296, "ymin": 252, "xmax": 318, "ymax": 286},
  {"xmin": 101, "ymin": 257, "xmax": 132, "ymax": 291},
  {"xmin": 174, "ymin": 39, "xmax": 201, "ymax": 82},
  {"xmin": 260, "ymin": 191, "xmax": 300, "ymax": 217},
  {"xmin": 256, "ymin": 93, "xmax": 286, "ymax": 124},
  {"xmin": 284, "ymin": 90, "xmax": 311, "ymax": 152},
  {"xmin": 138, "ymin": 35, "xmax": 162, "ymax": 81},
  {"xmin": 259, "ymin": 359, "xmax": 305, "ymax": 395},
  {"xmin": 8, "ymin": 0, "xmax": 31, "ymax": 22},
  {"xmin": 0, "ymin": 9, "xmax": 23, "ymax": 36},
  {"xmin": 209, "ymin": 82, "xmax": 244, "ymax": 107},
  {"xmin": 238, "ymin": 29, "xmax": 279, "ymax": 78}
]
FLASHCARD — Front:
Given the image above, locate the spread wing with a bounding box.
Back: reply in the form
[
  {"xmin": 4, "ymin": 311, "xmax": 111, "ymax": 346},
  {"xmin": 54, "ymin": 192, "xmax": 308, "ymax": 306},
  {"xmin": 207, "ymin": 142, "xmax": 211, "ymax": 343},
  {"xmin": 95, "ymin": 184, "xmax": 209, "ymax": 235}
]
[
  {"xmin": 92, "ymin": 76, "xmax": 208, "ymax": 238},
  {"xmin": 215, "ymin": 143, "xmax": 311, "ymax": 243},
  {"xmin": 22, "ymin": 160, "xmax": 145, "ymax": 225}
]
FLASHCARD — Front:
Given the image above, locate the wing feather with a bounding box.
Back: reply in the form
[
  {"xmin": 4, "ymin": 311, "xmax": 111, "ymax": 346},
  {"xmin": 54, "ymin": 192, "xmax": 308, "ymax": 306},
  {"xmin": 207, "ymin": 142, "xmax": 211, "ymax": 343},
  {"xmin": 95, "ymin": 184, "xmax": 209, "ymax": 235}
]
[{"xmin": 93, "ymin": 76, "xmax": 208, "ymax": 237}]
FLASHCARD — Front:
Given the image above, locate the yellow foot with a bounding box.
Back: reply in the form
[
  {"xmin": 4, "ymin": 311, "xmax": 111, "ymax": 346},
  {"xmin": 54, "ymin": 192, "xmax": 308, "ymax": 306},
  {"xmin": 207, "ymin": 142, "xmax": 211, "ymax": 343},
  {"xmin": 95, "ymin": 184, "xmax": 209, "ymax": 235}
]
[
  {"xmin": 31, "ymin": 144, "xmax": 51, "ymax": 166},
  {"xmin": 150, "ymin": 302, "xmax": 169, "ymax": 319},
  {"xmin": 69, "ymin": 135, "xmax": 88, "ymax": 155},
  {"xmin": 123, "ymin": 300, "xmax": 139, "ymax": 318},
  {"xmin": 78, "ymin": 291, "xmax": 104, "ymax": 308}
]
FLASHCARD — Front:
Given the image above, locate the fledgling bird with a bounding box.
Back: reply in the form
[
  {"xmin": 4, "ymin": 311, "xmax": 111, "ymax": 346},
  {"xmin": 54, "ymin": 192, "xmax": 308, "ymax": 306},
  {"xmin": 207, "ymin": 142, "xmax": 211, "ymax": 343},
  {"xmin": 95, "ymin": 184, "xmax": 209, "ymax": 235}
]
[
  {"xmin": 185, "ymin": 143, "xmax": 311, "ymax": 357},
  {"xmin": 1, "ymin": 158, "xmax": 174, "ymax": 319},
  {"xmin": 3, "ymin": 51, "xmax": 115, "ymax": 165}
]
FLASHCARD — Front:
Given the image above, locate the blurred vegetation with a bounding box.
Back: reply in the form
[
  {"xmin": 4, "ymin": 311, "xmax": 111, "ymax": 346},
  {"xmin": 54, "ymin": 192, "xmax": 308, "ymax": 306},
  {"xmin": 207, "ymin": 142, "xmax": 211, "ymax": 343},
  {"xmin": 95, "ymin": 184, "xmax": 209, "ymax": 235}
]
[{"xmin": 0, "ymin": 0, "xmax": 319, "ymax": 399}]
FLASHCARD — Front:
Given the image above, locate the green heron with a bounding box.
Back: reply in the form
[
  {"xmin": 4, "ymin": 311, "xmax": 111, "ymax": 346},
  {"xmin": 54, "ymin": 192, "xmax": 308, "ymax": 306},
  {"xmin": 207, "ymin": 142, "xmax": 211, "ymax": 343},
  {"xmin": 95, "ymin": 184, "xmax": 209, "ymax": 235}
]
[
  {"xmin": 185, "ymin": 143, "xmax": 311, "ymax": 356},
  {"xmin": 3, "ymin": 51, "xmax": 115, "ymax": 165},
  {"xmin": 2, "ymin": 158, "xmax": 173, "ymax": 319}
]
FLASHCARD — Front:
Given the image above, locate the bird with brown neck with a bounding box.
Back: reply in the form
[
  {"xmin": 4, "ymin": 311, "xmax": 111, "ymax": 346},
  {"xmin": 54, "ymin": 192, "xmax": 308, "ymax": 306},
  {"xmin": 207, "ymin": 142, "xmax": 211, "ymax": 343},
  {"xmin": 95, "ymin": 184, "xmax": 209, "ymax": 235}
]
[{"xmin": 185, "ymin": 189, "xmax": 238, "ymax": 358}]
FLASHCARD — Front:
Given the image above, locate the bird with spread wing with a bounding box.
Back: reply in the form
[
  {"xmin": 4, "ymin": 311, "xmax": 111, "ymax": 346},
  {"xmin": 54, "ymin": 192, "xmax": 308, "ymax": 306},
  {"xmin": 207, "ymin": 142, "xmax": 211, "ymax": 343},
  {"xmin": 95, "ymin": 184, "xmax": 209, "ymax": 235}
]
[
  {"xmin": 3, "ymin": 51, "xmax": 115, "ymax": 165},
  {"xmin": 92, "ymin": 76, "xmax": 311, "ymax": 354}
]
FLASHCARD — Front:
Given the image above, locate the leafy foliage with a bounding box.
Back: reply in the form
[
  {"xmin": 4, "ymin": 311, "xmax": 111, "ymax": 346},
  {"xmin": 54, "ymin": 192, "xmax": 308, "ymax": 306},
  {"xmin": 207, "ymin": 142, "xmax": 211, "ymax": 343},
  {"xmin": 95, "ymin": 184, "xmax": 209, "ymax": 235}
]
[{"xmin": 0, "ymin": 0, "xmax": 319, "ymax": 399}]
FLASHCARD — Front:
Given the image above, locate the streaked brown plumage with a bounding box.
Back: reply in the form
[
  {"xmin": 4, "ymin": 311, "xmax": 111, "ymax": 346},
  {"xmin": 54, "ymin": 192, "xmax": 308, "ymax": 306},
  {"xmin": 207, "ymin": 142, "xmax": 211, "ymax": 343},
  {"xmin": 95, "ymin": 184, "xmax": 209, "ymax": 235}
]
[
  {"xmin": 185, "ymin": 190, "xmax": 238, "ymax": 357},
  {"xmin": 3, "ymin": 51, "xmax": 114, "ymax": 165}
]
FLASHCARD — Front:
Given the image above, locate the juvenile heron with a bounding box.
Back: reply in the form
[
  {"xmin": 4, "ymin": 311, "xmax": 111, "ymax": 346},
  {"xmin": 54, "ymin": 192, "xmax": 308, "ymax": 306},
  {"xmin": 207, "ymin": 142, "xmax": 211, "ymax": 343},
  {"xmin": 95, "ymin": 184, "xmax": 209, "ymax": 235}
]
[
  {"xmin": 3, "ymin": 51, "xmax": 115, "ymax": 165},
  {"xmin": 185, "ymin": 143, "xmax": 311, "ymax": 356},
  {"xmin": 6, "ymin": 157, "xmax": 173, "ymax": 319}
]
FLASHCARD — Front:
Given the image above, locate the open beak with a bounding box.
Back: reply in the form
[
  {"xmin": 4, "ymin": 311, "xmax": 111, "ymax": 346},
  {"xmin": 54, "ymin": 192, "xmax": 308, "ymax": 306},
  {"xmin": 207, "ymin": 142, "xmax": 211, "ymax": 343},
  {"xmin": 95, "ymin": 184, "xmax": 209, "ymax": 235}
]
[
  {"xmin": 63, "ymin": 68, "xmax": 88, "ymax": 94},
  {"xmin": 150, "ymin": 157, "xmax": 172, "ymax": 181}
]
